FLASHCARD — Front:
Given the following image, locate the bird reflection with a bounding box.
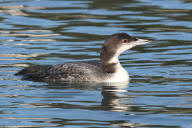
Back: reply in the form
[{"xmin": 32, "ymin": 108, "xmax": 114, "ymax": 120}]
[
  {"xmin": 101, "ymin": 82, "xmax": 131, "ymax": 112},
  {"xmin": 26, "ymin": 81, "xmax": 135, "ymax": 127},
  {"xmin": 47, "ymin": 81, "xmax": 131, "ymax": 112}
]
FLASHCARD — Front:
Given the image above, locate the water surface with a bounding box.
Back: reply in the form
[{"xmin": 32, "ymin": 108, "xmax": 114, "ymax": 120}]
[{"xmin": 0, "ymin": 0, "xmax": 192, "ymax": 127}]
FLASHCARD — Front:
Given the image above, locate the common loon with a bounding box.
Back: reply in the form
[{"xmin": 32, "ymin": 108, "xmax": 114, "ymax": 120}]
[{"xmin": 15, "ymin": 33, "xmax": 151, "ymax": 83}]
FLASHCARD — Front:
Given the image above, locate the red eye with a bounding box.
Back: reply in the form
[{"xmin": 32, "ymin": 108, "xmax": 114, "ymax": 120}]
[{"xmin": 122, "ymin": 39, "xmax": 128, "ymax": 43}]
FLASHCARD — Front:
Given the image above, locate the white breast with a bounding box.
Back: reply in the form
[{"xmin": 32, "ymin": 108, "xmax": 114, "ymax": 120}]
[{"xmin": 105, "ymin": 64, "xmax": 129, "ymax": 83}]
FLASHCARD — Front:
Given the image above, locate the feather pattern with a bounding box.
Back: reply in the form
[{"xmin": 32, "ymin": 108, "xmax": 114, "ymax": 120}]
[
  {"xmin": 15, "ymin": 33, "xmax": 151, "ymax": 83},
  {"xmin": 16, "ymin": 61, "xmax": 105, "ymax": 82}
]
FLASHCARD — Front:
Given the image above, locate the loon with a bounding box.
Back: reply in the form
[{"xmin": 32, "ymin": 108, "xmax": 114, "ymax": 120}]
[{"xmin": 15, "ymin": 33, "xmax": 151, "ymax": 83}]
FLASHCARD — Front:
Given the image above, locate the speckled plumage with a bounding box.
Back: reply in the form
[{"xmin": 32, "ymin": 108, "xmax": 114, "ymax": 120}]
[
  {"xmin": 15, "ymin": 33, "xmax": 151, "ymax": 83},
  {"xmin": 16, "ymin": 62, "xmax": 107, "ymax": 82}
]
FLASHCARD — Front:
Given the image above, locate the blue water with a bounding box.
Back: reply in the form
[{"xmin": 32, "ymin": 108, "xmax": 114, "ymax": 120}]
[{"xmin": 0, "ymin": 0, "xmax": 192, "ymax": 127}]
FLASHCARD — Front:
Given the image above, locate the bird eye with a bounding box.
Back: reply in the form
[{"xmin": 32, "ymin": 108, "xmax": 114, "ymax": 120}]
[{"xmin": 122, "ymin": 39, "xmax": 128, "ymax": 43}]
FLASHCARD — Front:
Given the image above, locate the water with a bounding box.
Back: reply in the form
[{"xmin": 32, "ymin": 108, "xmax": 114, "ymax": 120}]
[{"xmin": 0, "ymin": 0, "xmax": 192, "ymax": 127}]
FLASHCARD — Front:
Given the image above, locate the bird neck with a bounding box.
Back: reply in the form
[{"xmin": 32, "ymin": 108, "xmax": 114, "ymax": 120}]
[{"xmin": 100, "ymin": 46, "xmax": 121, "ymax": 73}]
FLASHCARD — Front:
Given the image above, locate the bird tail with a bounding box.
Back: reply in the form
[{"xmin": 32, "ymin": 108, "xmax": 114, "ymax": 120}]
[{"xmin": 15, "ymin": 65, "xmax": 52, "ymax": 81}]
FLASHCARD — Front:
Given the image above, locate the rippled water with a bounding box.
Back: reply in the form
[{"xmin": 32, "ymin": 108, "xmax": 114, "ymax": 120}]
[{"xmin": 0, "ymin": 0, "xmax": 192, "ymax": 127}]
